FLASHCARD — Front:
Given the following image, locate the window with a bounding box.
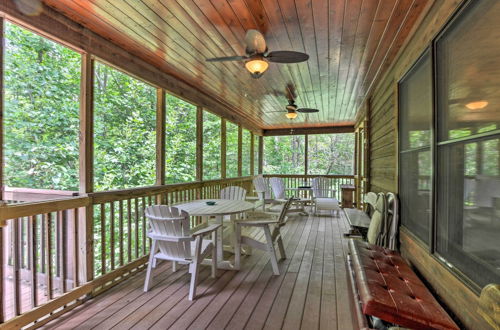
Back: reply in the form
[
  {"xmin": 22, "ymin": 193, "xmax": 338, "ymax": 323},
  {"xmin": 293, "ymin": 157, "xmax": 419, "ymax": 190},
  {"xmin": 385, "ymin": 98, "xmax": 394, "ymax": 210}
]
[
  {"xmin": 398, "ymin": 49, "xmax": 433, "ymax": 244},
  {"xmin": 242, "ymin": 129, "xmax": 251, "ymax": 176},
  {"xmin": 164, "ymin": 94, "xmax": 196, "ymax": 183},
  {"xmin": 4, "ymin": 22, "xmax": 81, "ymax": 191},
  {"xmin": 264, "ymin": 135, "xmax": 305, "ymax": 174},
  {"xmin": 435, "ymin": 0, "xmax": 500, "ymax": 287},
  {"xmin": 94, "ymin": 62, "xmax": 156, "ymax": 190},
  {"xmin": 203, "ymin": 110, "xmax": 221, "ymax": 180},
  {"xmin": 226, "ymin": 122, "xmax": 238, "ymax": 177},
  {"xmin": 308, "ymin": 133, "xmax": 355, "ymax": 175}
]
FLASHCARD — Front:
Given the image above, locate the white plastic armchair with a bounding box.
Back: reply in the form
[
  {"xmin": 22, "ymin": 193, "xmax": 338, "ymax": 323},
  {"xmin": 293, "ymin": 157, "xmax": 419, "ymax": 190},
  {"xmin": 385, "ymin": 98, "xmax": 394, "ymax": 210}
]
[
  {"xmin": 253, "ymin": 175, "xmax": 275, "ymax": 211},
  {"xmin": 144, "ymin": 205, "xmax": 220, "ymax": 300},
  {"xmin": 220, "ymin": 185, "xmax": 247, "ymax": 200},
  {"xmin": 234, "ymin": 198, "xmax": 293, "ymax": 275},
  {"xmin": 269, "ymin": 177, "xmax": 286, "ymax": 200},
  {"xmin": 311, "ymin": 177, "xmax": 341, "ymax": 216}
]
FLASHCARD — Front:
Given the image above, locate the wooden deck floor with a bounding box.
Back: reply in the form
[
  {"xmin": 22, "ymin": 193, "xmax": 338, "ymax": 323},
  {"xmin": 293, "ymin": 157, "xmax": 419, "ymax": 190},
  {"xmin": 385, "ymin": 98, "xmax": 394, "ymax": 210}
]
[{"xmin": 42, "ymin": 212, "xmax": 355, "ymax": 330}]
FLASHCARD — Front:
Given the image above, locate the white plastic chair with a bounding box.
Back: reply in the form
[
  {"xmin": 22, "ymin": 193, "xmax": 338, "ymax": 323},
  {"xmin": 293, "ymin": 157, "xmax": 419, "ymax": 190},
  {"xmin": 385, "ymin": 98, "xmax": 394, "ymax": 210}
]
[
  {"xmin": 311, "ymin": 177, "xmax": 341, "ymax": 216},
  {"xmin": 253, "ymin": 175, "xmax": 275, "ymax": 211},
  {"xmin": 220, "ymin": 185, "xmax": 247, "ymax": 201},
  {"xmin": 234, "ymin": 198, "xmax": 293, "ymax": 275},
  {"xmin": 269, "ymin": 177, "xmax": 286, "ymax": 200},
  {"xmin": 144, "ymin": 205, "xmax": 221, "ymax": 300}
]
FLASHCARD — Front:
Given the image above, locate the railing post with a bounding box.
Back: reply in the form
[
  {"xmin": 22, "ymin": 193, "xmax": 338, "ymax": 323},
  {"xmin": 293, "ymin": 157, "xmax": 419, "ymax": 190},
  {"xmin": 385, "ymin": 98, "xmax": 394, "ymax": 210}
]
[
  {"xmin": 156, "ymin": 89, "xmax": 166, "ymax": 204},
  {"xmin": 0, "ymin": 18, "xmax": 4, "ymax": 321},
  {"xmin": 258, "ymin": 135, "xmax": 264, "ymax": 174},
  {"xmin": 250, "ymin": 132, "xmax": 255, "ymax": 176},
  {"xmin": 221, "ymin": 119, "xmax": 227, "ymax": 179},
  {"xmin": 304, "ymin": 134, "xmax": 309, "ymax": 175},
  {"xmin": 237, "ymin": 125, "xmax": 242, "ymax": 177},
  {"xmin": 79, "ymin": 53, "xmax": 94, "ymax": 282},
  {"xmin": 196, "ymin": 106, "xmax": 203, "ymax": 182}
]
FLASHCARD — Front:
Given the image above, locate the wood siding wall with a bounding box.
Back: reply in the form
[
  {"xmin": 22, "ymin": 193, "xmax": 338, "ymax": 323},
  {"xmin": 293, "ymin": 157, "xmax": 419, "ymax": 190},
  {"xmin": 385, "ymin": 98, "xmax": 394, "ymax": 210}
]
[{"xmin": 364, "ymin": 1, "xmax": 493, "ymax": 329}]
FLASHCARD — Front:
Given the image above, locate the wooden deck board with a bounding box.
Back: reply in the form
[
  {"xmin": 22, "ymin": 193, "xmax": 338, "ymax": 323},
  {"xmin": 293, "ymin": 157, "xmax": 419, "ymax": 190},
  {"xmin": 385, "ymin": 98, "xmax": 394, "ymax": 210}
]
[{"xmin": 42, "ymin": 213, "xmax": 355, "ymax": 330}]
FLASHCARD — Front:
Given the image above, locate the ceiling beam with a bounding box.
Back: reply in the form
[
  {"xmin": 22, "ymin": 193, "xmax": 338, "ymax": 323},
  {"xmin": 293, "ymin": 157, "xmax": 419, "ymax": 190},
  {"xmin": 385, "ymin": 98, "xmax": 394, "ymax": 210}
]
[{"xmin": 263, "ymin": 126, "xmax": 354, "ymax": 136}]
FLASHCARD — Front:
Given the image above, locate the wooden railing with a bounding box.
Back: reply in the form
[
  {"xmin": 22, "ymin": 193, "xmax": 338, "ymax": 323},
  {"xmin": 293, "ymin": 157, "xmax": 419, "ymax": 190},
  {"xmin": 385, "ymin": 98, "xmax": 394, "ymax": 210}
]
[
  {"xmin": 263, "ymin": 174, "xmax": 355, "ymax": 201},
  {"xmin": 0, "ymin": 176, "xmax": 254, "ymax": 329}
]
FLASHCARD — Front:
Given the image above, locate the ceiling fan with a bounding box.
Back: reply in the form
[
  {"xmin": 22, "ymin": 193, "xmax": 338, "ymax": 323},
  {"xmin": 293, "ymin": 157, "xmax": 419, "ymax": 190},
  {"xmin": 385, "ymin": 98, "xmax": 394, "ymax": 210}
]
[
  {"xmin": 206, "ymin": 30, "xmax": 309, "ymax": 78},
  {"xmin": 270, "ymin": 83, "xmax": 319, "ymax": 119},
  {"xmin": 13, "ymin": 0, "xmax": 43, "ymax": 16}
]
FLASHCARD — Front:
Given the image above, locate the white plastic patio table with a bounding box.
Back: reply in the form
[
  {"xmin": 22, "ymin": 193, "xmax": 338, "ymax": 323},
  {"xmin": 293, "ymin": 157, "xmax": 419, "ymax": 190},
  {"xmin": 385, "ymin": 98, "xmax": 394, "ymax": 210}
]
[{"xmin": 176, "ymin": 199, "xmax": 255, "ymax": 270}]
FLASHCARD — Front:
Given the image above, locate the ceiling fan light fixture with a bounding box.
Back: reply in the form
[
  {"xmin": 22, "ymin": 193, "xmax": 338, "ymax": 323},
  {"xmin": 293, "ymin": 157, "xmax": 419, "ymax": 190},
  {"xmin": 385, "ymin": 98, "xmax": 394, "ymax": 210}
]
[
  {"xmin": 465, "ymin": 100, "xmax": 488, "ymax": 110},
  {"xmin": 285, "ymin": 110, "xmax": 297, "ymax": 119},
  {"xmin": 245, "ymin": 58, "xmax": 269, "ymax": 78}
]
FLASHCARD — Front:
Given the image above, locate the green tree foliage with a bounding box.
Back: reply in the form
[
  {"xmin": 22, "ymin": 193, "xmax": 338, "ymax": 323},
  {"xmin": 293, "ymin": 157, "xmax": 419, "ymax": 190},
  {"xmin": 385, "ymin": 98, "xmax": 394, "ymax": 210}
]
[
  {"xmin": 264, "ymin": 135, "xmax": 305, "ymax": 174},
  {"xmin": 4, "ymin": 22, "xmax": 81, "ymax": 190},
  {"xmin": 165, "ymin": 94, "xmax": 196, "ymax": 183},
  {"xmin": 93, "ymin": 62, "xmax": 156, "ymax": 191},
  {"xmin": 226, "ymin": 122, "xmax": 238, "ymax": 177},
  {"xmin": 242, "ymin": 130, "xmax": 251, "ymax": 176},
  {"xmin": 308, "ymin": 133, "xmax": 354, "ymax": 175},
  {"xmin": 203, "ymin": 111, "xmax": 221, "ymax": 180}
]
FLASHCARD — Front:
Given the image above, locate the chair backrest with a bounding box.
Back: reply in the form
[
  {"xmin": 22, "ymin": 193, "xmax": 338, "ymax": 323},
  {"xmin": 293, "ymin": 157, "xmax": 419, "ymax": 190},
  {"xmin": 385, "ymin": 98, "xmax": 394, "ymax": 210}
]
[
  {"xmin": 253, "ymin": 175, "xmax": 272, "ymax": 199},
  {"xmin": 269, "ymin": 177, "xmax": 286, "ymax": 199},
  {"xmin": 366, "ymin": 193, "xmax": 386, "ymax": 245},
  {"xmin": 386, "ymin": 192, "xmax": 399, "ymax": 250},
  {"xmin": 364, "ymin": 192, "xmax": 378, "ymax": 216},
  {"xmin": 311, "ymin": 177, "xmax": 335, "ymax": 199},
  {"xmin": 277, "ymin": 197, "xmax": 294, "ymax": 226},
  {"xmin": 145, "ymin": 205, "xmax": 192, "ymax": 260},
  {"xmin": 220, "ymin": 186, "xmax": 247, "ymax": 200}
]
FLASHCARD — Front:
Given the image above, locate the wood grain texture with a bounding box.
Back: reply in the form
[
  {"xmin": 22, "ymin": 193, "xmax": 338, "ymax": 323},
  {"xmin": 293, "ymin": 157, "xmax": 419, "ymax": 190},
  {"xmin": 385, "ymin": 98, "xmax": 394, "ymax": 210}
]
[{"xmin": 37, "ymin": 0, "xmax": 430, "ymax": 130}]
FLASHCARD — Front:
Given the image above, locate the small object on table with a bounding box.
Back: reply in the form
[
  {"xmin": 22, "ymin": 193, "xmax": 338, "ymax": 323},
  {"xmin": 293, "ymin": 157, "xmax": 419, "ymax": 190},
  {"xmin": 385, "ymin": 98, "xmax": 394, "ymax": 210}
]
[{"xmin": 206, "ymin": 201, "xmax": 216, "ymax": 205}]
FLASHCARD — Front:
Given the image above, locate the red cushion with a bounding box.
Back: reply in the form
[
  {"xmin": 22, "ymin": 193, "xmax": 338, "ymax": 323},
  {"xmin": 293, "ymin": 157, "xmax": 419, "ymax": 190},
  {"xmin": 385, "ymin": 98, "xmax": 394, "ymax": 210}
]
[{"xmin": 349, "ymin": 240, "xmax": 459, "ymax": 330}]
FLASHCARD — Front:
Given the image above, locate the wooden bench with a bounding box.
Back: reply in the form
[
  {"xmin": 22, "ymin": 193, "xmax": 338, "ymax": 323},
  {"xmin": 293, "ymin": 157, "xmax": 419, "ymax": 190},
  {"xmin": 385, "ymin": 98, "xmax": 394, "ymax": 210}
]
[{"xmin": 346, "ymin": 240, "xmax": 459, "ymax": 330}]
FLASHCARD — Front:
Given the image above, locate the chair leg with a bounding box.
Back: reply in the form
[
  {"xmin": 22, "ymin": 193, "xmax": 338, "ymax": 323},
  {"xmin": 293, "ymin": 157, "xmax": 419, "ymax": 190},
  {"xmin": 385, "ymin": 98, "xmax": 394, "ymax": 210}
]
[
  {"xmin": 211, "ymin": 230, "xmax": 218, "ymax": 278},
  {"xmin": 172, "ymin": 261, "xmax": 177, "ymax": 272},
  {"xmin": 264, "ymin": 226, "xmax": 280, "ymax": 275},
  {"xmin": 189, "ymin": 262, "xmax": 200, "ymax": 301},
  {"xmin": 144, "ymin": 240, "xmax": 158, "ymax": 292},
  {"xmin": 234, "ymin": 223, "xmax": 241, "ymax": 270},
  {"xmin": 277, "ymin": 235, "xmax": 286, "ymax": 260}
]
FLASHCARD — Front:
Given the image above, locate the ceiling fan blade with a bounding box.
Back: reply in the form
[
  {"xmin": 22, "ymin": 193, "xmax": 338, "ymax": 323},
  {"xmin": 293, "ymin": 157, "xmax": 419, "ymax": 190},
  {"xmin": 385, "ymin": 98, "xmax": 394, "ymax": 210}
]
[
  {"xmin": 297, "ymin": 108, "xmax": 319, "ymax": 113},
  {"xmin": 285, "ymin": 83, "xmax": 297, "ymax": 100},
  {"xmin": 245, "ymin": 29, "xmax": 267, "ymax": 54},
  {"xmin": 14, "ymin": 0, "xmax": 43, "ymax": 16},
  {"xmin": 206, "ymin": 55, "xmax": 247, "ymax": 62},
  {"xmin": 266, "ymin": 51, "xmax": 309, "ymax": 63}
]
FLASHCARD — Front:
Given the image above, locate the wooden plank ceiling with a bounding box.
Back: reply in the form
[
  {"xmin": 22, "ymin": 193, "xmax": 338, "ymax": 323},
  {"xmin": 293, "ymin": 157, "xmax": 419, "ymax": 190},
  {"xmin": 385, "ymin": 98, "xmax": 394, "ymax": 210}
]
[{"xmin": 43, "ymin": 0, "xmax": 430, "ymax": 130}]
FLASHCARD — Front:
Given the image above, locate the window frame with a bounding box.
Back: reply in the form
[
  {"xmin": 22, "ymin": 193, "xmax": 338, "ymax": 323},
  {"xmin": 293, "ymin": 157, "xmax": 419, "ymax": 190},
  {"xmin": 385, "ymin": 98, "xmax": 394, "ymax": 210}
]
[{"xmin": 398, "ymin": 0, "xmax": 500, "ymax": 293}]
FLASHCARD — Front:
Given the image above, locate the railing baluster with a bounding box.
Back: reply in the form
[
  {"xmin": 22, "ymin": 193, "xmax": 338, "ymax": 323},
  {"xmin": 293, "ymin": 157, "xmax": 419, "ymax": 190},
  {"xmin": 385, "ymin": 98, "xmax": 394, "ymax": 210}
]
[
  {"xmin": 110, "ymin": 202, "xmax": 115, "ymax": 270},
  {"xmin": 61, "ymin": 210, "xmax": 68, "ymax": 294},
  {"xmin": 73, "ymin": 209, "xmax": 79, "ymax": 288},
  {"xmin": 13, "ymin": 218, "xmax": 21, "ymax": 315},
  {"xmin": 141, "ymin": 197, "xmax": 146, "ymax": 255},
  {"xmin": 127, "ymin": 199, "xmax": 132, "ymax": 263},
  {"xmin": 45, "ymin": 213, "xmax": 53, "ymax": 300},
  {"xmin": 29, "ymin": 215, "xmax": 38, "ymax": 308},
  {"xmin": 134, "ymin": 198, "xmax": 139, "ymax": 259},
  {"xmin": 119, "ymin": 200, "xmax": 124, "ymax": 266},
  {"xmin": 100, "ymin": 203, "xmax": 106, "ymax": 275}
]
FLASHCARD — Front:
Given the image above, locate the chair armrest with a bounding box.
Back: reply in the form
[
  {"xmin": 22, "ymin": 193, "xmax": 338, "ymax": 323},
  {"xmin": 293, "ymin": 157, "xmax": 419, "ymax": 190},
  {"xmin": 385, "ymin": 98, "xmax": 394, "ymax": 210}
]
[
  {"xmin": 191, "ymin": 223, "xmax": 221, "ymax": 237},
  {"xmin": 235, "ymin": 219, "xmax": 279, "ymax": 226},
  {"xmin": 245, "ymin": 210, "xmax": 278, "ymax": 219}
]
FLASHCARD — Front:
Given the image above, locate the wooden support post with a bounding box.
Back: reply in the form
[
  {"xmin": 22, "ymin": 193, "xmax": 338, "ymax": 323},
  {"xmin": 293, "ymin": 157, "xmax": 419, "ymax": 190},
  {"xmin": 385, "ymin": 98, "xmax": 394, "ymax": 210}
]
[
  {"xmin": 221, "ymin": 119, "xmax": 227, "ymax": 179},
  {"xmin": 258, "ymin": 135, "xmax": 264, "ymax": 174},
  {"xmin": 304, "ymin": 134, "xmax": 309, "ymax": 175},
  {"xmin": 79, "ymin": 53, "xmax": 94, "ymax": 282},
  {"xmin": 0, "ymin": 20, "xmax": 4, "ymax": 322},
  {"xmin": 250, "ymin": 133, "xmax": 255, "ymax": 176},
  {"xmin": 196, "ymin": 106, "xmax": 203, "ymax": 181},
  {"xmin": 156, "ymin": 89, "xmax": 166, "ymax": 186},
  {"xmin": 237, "ymin": 125, "xmax": 243, "ymax": 177}
]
